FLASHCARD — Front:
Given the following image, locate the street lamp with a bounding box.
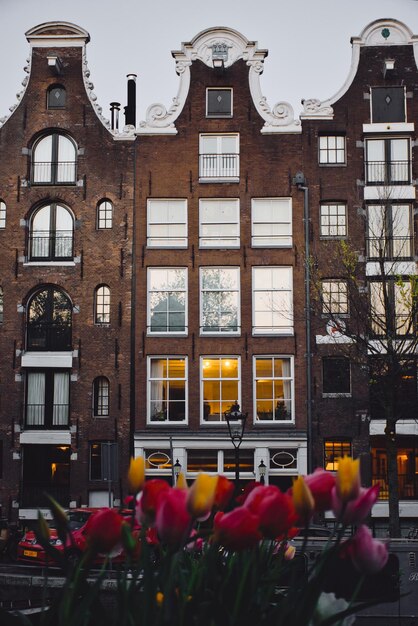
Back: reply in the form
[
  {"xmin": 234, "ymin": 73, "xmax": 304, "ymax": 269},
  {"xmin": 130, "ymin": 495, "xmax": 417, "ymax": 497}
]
[
  {"xmin": 224, "ymin": 402, "xmax": 248, "ymax": 489},
  {"xmin": 258, "ymin": 459, "xmax": 267, "ymax": 485},
  {"xmin": 173, "ymin": 459, "xmax": 182, "ymax": 485}
]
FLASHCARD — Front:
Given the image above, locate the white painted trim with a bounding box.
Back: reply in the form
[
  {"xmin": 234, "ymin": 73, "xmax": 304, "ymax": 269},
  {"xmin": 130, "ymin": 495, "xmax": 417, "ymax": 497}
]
[
  {"xmin": 363, "ymin": 186, "xmax": 415, "ymax": 200},
  {"xmin": 147, "ymin": 198, "xmax": 188, "ymax": 248},
  {"xmin": 146, "ymin": 356, "xmax": 188, "ymax": 425},
  {"xmin": 370, "ymin": 419, "xmax": 418, "ymax": 436},
  {"xmin": 19, "ymin": 508, "xmax": 53, "ymax": 520},
  {"xmin": 251, "ymin": 266, "xmax": 294, "ymax": 336},
  {"xmin": 21, "ymin": 352, "xmax": 73, "ymax": 368},
  {"xmin": 199, "ymin": 267, "xmax": 241, "ymax": 337},
  {"xmin": 363, "ymin": 123, "xmax": 415, "ymax": 134},
  {"xmin": 23, "ymin": 262, "xmax": 76, "ymax": 267},
  {"xmin": 371, "ymin": 501, "xmax": 418, "ymax": 518},
  {"xmin": 147, "ymin": 266, "xmax": 188, "ymax": 336},
  {"xmin": 199, "ymin": 198, "xmax": 240, "ymax": 249},
  {"xmin": 20, "ymin": 430, "xmax": 71, "ymax": 444},
  {"xmin": 365, "ymin": 260, "xmax": 417, "ymax": 276}
]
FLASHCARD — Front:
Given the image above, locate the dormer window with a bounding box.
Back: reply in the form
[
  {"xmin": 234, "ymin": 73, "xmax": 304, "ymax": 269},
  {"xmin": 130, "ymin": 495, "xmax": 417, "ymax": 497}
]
[
  {"xmin": 371, "ymin": 87, "xmax": 405, "ymax": 123},
  {"xmin": 47, "ymin": 84, "xmax": 66, "ymax": 109},
  {"xmin": 206, "ymin": 88, "xmax": 233, "ymax": 118}
]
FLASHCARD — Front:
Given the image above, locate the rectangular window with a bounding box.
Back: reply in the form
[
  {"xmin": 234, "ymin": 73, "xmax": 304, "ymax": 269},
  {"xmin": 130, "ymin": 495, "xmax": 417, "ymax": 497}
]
[
  {"xmin": 324, "ymin": 440, "xmax": 352, "ymax": 471},
  {"xmin": 25, "ymin": 370, "xmax": 70, "ymax": 428},
  {"xmin": 252, "ymin": 266, "xmax": 293, "ymax": 335},
  {"xmin": 365, "ymin": 138, "xmax": 410, "ymax": 185},
  {"xmin": 321, "ymin": 280, "xmax": 348, "ymax": 315},
  {"xmin": 0, "ymin": 201, "xmax": 6, "ymax": 229},
  {"xmin": 148, "ymin": 268, "xmax": 187, "ymax": 334},
  {"xmin": 89, "ymin": 442, "xmax": 118, "ymax": 481},
  {"xmin": 320, "ymin": 203, "xmax": 347, "ymax": 238},
  {"xmin": 251, "ymin": 198, "xmax": 292, "ymax": 247},
  {"xmin": 254, "ymin": 356, "xmax": 293, "ymax": 422},
  {"xmin": 148, "ymin": 357, "xmax": 187, "ymax": 423},
  {"xmin": 370, "ymin": 280, "xmax": 414, "ymax": 336},
  {"xmin": 200, "ymin": 267, "xmax": 240, "ymax": 334},
  {"xmin": 147, "ymin": 199, "xmax": 187, "ymax": 248},
  {"xmin": 322, "ymin": 357, "xmax": 351, "ymax": 395},
  {"xmin": 199, "ymin": 134, "xmax": 239, "ymax": 180},
  {"xmin": 199, "ymin": 199, "xmax": 239, "ymax": 248},
  {"xmin": 201, "ymin": 357, "xmax": 240, "ymax": 422},
  {"xmin": 371, "ymin": 87, "xmax": 406, "ymax": 123},
  {"xmin": 319, "ymin": 135, "xmax": 346, "ymax": 165},
  {"xmin": 187, "ymin": 449, "xmax": 218, "ymax": 472},
  {"xmin": 206, "ymin": 88, "xmax": 233, "ymax": 117},
  {"xmin": 223, "ymin": 449, "xmax": 254, "ymax": 472},
  {"xmin": 367, "ymin": 204, "xmax": 412, "ymax": 259}
]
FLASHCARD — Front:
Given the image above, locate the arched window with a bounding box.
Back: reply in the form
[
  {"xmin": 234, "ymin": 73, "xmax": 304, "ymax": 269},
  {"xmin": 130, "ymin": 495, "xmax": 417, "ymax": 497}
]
[
  {"xmin": 93, "ymin": 377, "xmax": 110, "ymax": 417},
  {"xmin": 27, "ymin": 287, "xmax": 72, "ymax": 351},
  {"xmin": 29, "ymin": 203, "xmax": 74, "ymax": 261},
  {"xmin": 0, "ymin": 200, "xmax": 6, "ymax": 228},
  {"xmin": 32, "ymin": 133, "xmax": 77, "ymax": 184},
  {"xmin": 97, "ymin": 200, "xmax": 113, "ymax": 229},
  {"xmin": 47, "ymin": 84, "xmax": 66, "ymax": 109},
  {"xmin": 94, "ymin": 285, "xmax": 110, "ymax": 324}
]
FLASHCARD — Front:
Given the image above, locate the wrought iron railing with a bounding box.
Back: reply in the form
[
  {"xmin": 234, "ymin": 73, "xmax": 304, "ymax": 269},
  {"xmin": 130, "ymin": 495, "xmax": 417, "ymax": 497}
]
[
  {"xmin": 31, "ymin": 161, "xmax": 77, "ymax": 184},
  {"xmin": 27, "ymin": 321, "xmax": 72, "ymax": 351},
  {"xmin": 199, "ymin": 153, "xmax": 239, "ymax": 178},
  {"xmin": 24, "ymin": 403, "xmax": 69, "ymax": 428},
  {"xmin": 29, "ymin": 231, "xmax": 73, "ymax": 260},
  {"xmin": 366, "ymin": 235, "xmax": 413, "ymax": 260},
  {"xmin": 365, "ymin": 160, "xmax": 410, "ymax": 185},
  {"xmin": 372, "ymin": 473, "xmax": 418, "ymax": 500}
]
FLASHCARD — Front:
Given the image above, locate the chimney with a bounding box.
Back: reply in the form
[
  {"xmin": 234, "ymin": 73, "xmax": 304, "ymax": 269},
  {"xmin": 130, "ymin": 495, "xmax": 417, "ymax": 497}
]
[
  {"xmin": 124, "ymin": 74, "xmax": 137, "ymax": 127},
  {"xmin": 110, "ymin": 102, "xmax": 121, "ymax": 131}
]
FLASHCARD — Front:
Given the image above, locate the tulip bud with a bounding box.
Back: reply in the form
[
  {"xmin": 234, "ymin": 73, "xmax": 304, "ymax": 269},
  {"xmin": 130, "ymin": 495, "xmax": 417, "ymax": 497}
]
[
  {"xmin": 336, "ymin": 457, "xmax": 360, "ymax": 502},
  {"xmin": 292, "ymin": 476, "xmax": 315, "ymax": 524},
  {"xmin": 136, "ymin": 479, "xmax": 170, "ymax": 525},
  {"xmin": 187, "ymin": 473, "xmax": 218, "ymax": 519},
  {"xmin": 155, "ymin": 488, "xmax": 191, "ymax": 548},
  {"xmin": 348, "ymin": 525, "xmax": 388, "ymax": 574},
  {"xmin": 214, "ymin": 475, "xmax": 234, "ymax": 510},
  {"xmin": 85, "ymin": 508, "xmax": 124, "ymax": 553},
  {"xmin": 333, "ymin": 484, "xmax": 380, "ymax": 525},
  {"xmin": 304, "ymin": 468, "xmax": 336, "ymax": 512},
  {"xmin": 175, "ymin": 472, "xmax": 188, "ymax": 490},
  {"xmin": 128, "ymin": 456, "xmax": 145, "ymax": 493}
]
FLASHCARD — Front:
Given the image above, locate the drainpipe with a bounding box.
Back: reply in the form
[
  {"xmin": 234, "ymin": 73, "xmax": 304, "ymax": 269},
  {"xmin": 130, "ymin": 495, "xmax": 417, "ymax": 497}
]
[{"xmin": 293, "ymin": 172, "xmax": 313, "ymax": 473}]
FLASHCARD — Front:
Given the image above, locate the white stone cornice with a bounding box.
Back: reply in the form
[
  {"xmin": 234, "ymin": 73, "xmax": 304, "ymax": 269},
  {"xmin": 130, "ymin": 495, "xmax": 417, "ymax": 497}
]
[
  {"xmin": 301, "ymin": 18, "xmax": 418, "ymax": 120},
  {"xmin": 138, "ymin": 26, "xmax": 300, "ymax": 135}
]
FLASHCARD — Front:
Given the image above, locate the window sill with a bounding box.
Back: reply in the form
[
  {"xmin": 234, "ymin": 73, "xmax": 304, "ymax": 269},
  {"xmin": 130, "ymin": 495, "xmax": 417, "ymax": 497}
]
[
  {"xmin": 147, "ymin": 422, "xmax": 188, "ymax": 426},
  {"xmin": 322, "ymin": 393, "xmax": 351, "ymax": 398},
  {"xmin": 147, "ymin": 245, "xmax": 189, "ymax": 250},
  {"xmin": 199, "ymin": 244, "xmax": 241, "ymax": 249},
  {"xmin": 200, "ymin": 332, "xmax": 241, "ymax": 337},
  {"xmin": 318, "ymin": 163, "xmax": 347, "ymax": 167},
  {"xmin": 24, "ymin": 261, "xmax": 76, "ymax": 267},
  {"xmin": 147, "ymin": 332, "xmax": 188, "ymax": 337},
  {"xmin": 252, "ymin": 331, "xmax": 294, "ymax": 337},
  {"xmin": 199, "ymin": 177, "xmax": 239, "ymax": 184},
  {"xmin": 251, "ymin": 243, "xmax": 293, "ymax": 249},
  {"xmin": 254, "ymin": 420, "xmax": 295, "ymax": 425}
]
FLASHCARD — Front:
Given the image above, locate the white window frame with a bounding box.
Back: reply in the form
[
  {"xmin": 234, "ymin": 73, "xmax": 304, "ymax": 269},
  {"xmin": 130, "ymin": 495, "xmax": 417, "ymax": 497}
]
[
  {"xmin": 147, "ymin": 199, "xmax": 188, "ymax": 248},
  {"xmin": 318, "ymin": 135, "xmax": 346, "ymax": 165},
  {"xmin": 199, "ymin": 133, "xmax": 240, "ymax": 181},
  {"xmin": 0, "ymin": 201, "xmax": 6, "ymax": 229},
  {"xmin": 147, "ymin": 267, "xmax": 188, "ymax": 335},
  {"xmin": 320, "ymin": 203, "xmax": 347, "ymax": 239},
  {"xmin": 251, "ymin": 198, "xmax": 292, "ymax": 247},
  {"xmin": 200, "ymin": 267, "xmax": 240, "ymax": 335},
  {"xmin": 199, "ymin": 199, "xmax": 240, "ymax": 248},
  {"xmin": 147, "ymin": 356, "xmax": 188, "ymax": 425},
  {"xmin": 321, "ymin": 280, "xmax": 349, "ymax": 316},
  {"xmin": 97, "ymin": 200, "xmax": 113, "ymax": 229},
  {"xmin": 200, "ymin": 356, "xmax": 241, "ymax": 424},
  {"xmin": 252, "ymin": 266, "xmax": 294, "ymax": 335},
  {"xmin": 206, "ymin": 88, "xmax": 233, "ymax": 118},
  {"xmin": 94, "ymin": 285, "xmax": 111, "ymax": 325},
  {"xmin": 253, "ymin": 356, "xmax": 295, "ymax": 424}
]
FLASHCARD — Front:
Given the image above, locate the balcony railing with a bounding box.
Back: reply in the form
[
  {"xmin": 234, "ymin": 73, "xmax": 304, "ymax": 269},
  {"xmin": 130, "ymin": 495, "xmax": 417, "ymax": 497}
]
[
  {"xmin": 25, "ymin": 403, "xmax": 69, "ymax": 428},
  {"xmin": 365, "ymin": 160, "xmax": 410, "ymax": 185},
  {"xmin": 372, "ymin": 473, "xmax": 418, "ymax": 499},
  {"xmin": 29, "ymin": 231, "xmax": 73, "ymax": 260},
  {"xmin": 366, "ymin": 235, "xmax": 413, "ymax": 260},
  {"xmin": 199, "ymin": 153, "xmax": 239, "ymax": 179},
  {"xmin": 31, "ymin": 161, "xmax": 77, "ymax": 185},
  {"xmin": 27, "ymin": 321, "xmax": 72, "ymax": 351},
  {"xmin": 20, "ymin": 484, "xmax": 70, "ymax": 508}
]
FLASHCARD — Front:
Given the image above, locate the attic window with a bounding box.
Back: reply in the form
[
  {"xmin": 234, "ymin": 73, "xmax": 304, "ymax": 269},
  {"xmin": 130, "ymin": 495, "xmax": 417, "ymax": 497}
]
[
  {"xmin": 371, "ymin": 87, "xmax": 405, "ymax": 123},
  {"xmin": 206, "ymin": 88, "xmax": 232, "ymax": 117},
  {"xmin": 47, "ymin": 85, "xmax": 66, "ymax": 109}
]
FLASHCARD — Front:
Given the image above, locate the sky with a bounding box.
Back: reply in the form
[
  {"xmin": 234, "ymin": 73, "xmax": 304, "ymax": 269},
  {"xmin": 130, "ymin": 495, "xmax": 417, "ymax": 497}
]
[{"xmin": 0, "ymin": 0, "xmax": 417, "ymax": 126}]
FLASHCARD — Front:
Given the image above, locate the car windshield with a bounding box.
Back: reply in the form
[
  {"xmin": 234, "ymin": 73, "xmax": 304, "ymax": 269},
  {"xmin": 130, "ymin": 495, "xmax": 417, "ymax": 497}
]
[{"xmin": 67, "ymin": 511, "xmax": 92, "ymax": 530}]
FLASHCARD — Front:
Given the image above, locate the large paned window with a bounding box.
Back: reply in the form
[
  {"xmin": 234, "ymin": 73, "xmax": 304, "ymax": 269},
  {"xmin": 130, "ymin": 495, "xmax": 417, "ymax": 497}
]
[
  {"xmin": 148, "ymin": 268, "xmax": 187, "ymax": 334},
  {"xmin": 29, "ymin": 203, "xmax": 74, "ymax": 261},
  {"xmin": 254, "ymin": 356, "xmax": 293, "ymax": 422},
  {"xmin": 147, "ymin": 199, "xmax": 187, "ymax": 247},
  {"xmin": 321, "ymin": 280, "xmax": 348, "ymax": 315},
  {"xmin": 318, "ymin": 136, "xmax": 346, "ymax": 165},
  {"xmin": 148, "ymin": 357, "xmax": 187, "ymax": 423},
  {"xmin": 94, "ymin": 285, "xmax": 111, "ymax": 325},
  {"xmin": 201, "ymin": 357, "xmax": 239, "ymax": 422},
  {"xmin": 97, "ymin": 200, "xmax": 113, "ymax": 229},
  {"xmin": 252, "ymin": 267, "xmax": 293, "ymax": 335},
  {"xmin": 322, "ymin": 357, "xmax": 351, "ymax": 395},
  {"xmin": 199, "ymin": 199, "xmax": 239, "ymax": 248},
  {"xmin": 25, "ymin": 370, "xmax": 69, "ymax": 428},
  {"xmin": 93, "ymin": 377, "xmax": 110, "ymax": 417},
  {"xmin": 365, "ymin": 138, "xmax": 410, "ymax": 185},
  {"xmin": 199, "ymin": 134, "xmax": 239, "ymax": 179},
  {"xmin": 27, "ymin": 287, "xmax": 72, "ymax": 351},
  {"xmin": 370, "ymin": 280, "xmax": 414, "ymax": 336},
  {"xmin": 367, "ymin": 204, "xmax": 412, "ymax": 259},
  {"xmin": 320, "ymin": 203, "xmax": 347, "ymax": 238},
  {"xmin": 251, "ymin": 198, "xmax": 292, "ymax": 247},
  {"xmin": 200, "ymin": 267, "xmax": 240, "ymax": 334},
  {"xmin": 32, "ymin": 133, "xmax": 77, "ymax": 184},
  {"xmin": 324, "ymin": 440, "xmax": 352, "ymax": 471},
  {"xmin": 372, "ymin": 438, "xmax": 418, "ymax": 500}
]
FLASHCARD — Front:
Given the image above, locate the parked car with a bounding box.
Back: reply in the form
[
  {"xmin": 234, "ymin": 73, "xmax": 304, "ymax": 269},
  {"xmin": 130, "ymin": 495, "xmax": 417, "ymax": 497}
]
[{"xmin": 17, "ymin": 507, "xmax": 137, "ymax": 566}]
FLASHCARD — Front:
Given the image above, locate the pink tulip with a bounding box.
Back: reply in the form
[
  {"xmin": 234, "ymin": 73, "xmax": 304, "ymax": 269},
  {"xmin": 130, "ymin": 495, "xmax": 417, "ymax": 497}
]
[
  {"xmin": 155, "ymin": 488, "xmax": 192, "ymax": 548},
  {"xmin": 348, "ymin": 525, "xmax": 388, "ymax": 574},
  {"xmin": 332, "ymin": 484, "xmax": 380, "ymax": 525},
  {"xmin": 244, "ymin": 485, "xmax": 297, "ymax": 539},
  {"xmin": 213, "ymin": 507, "xmax": 261, "ymax": 550},
  {"xmin": 304, "ymin": 469, "xmax": 336, "ymax": 513}
]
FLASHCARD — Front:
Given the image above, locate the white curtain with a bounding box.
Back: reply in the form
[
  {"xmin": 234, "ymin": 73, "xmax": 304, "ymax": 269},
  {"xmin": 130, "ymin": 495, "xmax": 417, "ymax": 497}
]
[
  {"xmin": 33, "ymin": 136, "xmax": 52, "ymax": 183},
  {"xmin": 282, "ymin": 359, "xmax": 292, "ymax": 419},
  {"xmin": 150, "ymin": 359, "xmax": 165, "ymax": 419},
  {"xmin": 53, "ymin": 372, "xmax": 69, "ymax": 425},
  {"xmin": 27, "ymin": 373, "xmax": 45, "ymax": 425},
  {"xmin": 57, "ymin": 136, "xmax": 76, "ymax": 182}
]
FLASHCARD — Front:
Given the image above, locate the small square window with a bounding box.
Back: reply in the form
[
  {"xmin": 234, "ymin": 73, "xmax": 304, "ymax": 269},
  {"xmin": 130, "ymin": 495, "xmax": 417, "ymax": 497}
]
[
  {"xmin": 321, "ymin": 280, "xmax": 348, "ymax": 315},
  {"xmin": 322, "ymin": 357, "xmax": 351, "ymax": 395},
  {"xmin": 206, "ymin": 88, "xmax": 232, "ymax": 117},
  {"xmin": 320, "ymin": 203, "xmax": 347, "ymax": 238},
  {"xmin": 319, "ymin": 136, "xmax": 346, "ymax": 165}
]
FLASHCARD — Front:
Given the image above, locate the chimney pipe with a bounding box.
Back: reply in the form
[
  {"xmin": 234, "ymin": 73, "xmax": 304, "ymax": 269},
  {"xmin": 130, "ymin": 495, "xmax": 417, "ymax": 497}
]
[
  {"xmin": 110, "ymin": 102, "xmax": 121, "ymax": 131},
  {"xmin": 124, "ymin": 74, "xmax": 137, "ymax": 127}
]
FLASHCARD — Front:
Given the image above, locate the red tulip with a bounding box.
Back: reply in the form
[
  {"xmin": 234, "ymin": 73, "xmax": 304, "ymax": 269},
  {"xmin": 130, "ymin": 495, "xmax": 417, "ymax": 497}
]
[
  {"xmin": 155, "ymin": 488, "xmax": 192, "ymax": 548},
  {"xmin": 333, "ymin": 484, "xmax": 380, "ymax": 525},
  {"xmin": 304, "ymin": 468, "xmax": 336, "ymax": 513},
  {"xmin": 213, "ymin": 475, "xmax": 235, "ymax": 510},
  {"xmin": 85, "ymin": 508, "xmax": 124, "ymax": 553},
  {"xmin": 348, "ymin": 525, "xmax": 388, "ymax": 574},
  {"xmin": 244, "ymin": 485, "xmax": 297, "ymax": 539},
  {"xmin": 136, "ymin": 479, "xmax": 170, "ymax": 525},
  {"xmin": 213, "ymin": 507, "xmax": 261, "ymax": 550}
]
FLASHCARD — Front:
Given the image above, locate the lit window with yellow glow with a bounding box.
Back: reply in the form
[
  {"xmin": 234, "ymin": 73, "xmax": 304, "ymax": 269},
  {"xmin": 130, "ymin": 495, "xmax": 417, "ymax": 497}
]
[
  {"xmin": 201, "ymin": 357, "xmax": 239, "ymax": 422},
  {"xmin": 324, "ymin": 440, "xmax": 352, "ymax": 471}
]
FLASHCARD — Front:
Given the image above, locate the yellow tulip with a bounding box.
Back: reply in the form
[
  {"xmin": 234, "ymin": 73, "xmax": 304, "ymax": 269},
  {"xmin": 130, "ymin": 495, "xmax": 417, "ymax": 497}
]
[
  {"xmin": 187, "ymin": 472, "xmax": 218, "ymax": 518},
  {"xmin": 128, "ymin": 456, "xmax": 145, "ymax": 493},
  {"xmin": 336, "ymin": 457, "xmax": 360, "ymax": 502},
  {"xmin": 292, "ymin": 475, "xmax": 314, "ymax": 522},
  {"xmin": 175, "ymin": 472, "xmax": 188, "ymax": 490}
]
